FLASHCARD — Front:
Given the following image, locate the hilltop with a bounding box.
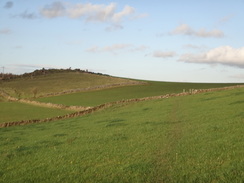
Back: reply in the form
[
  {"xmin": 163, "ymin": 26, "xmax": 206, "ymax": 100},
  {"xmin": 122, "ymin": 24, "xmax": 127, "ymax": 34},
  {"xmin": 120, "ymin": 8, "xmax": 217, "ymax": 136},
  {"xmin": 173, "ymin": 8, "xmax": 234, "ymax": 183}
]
[
  {"xmin": 0, "ymin": 68, "xmax": 144, "ymax": 99},
  {"xmin": 1, "ymin": 68, "xmax": 110, "ymax": 80}
]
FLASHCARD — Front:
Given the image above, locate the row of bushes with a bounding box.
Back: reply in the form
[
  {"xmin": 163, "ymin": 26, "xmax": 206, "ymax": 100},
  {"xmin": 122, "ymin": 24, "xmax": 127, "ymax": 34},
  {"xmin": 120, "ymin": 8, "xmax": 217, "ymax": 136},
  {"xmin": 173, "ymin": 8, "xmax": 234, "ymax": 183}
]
[{"xmin": 0, "ymin": 68, "xmax": 110, "ymax": 81}]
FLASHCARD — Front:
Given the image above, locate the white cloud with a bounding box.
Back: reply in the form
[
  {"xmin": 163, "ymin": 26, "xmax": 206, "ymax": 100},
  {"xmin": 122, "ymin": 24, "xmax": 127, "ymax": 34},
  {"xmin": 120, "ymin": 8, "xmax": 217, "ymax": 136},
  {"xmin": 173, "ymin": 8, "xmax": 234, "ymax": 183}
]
[
  {"xmin": 179, "ymin": 46, "xmax": 244, "ymax": 68},
  {"xmin": 111, "ymin": 5, "xmax": 135, "ymax": 23},
  {"xmin": 40, "ymin": 2, "xmax": 144, "ymax": 24},
  {"xmin": 0, "ymin": 28, "xmax": 11, "ymax": 34},
  {"xmin": 170, "ymin": 24, "xmax": 224, "ymax": 38},
  {"xmin": 153, "ymin": 51, "xmax": 176, "ymax": 58},
  {"xmin": 67, "ymin": 3, "xmax": 117, "ymax": 21}
]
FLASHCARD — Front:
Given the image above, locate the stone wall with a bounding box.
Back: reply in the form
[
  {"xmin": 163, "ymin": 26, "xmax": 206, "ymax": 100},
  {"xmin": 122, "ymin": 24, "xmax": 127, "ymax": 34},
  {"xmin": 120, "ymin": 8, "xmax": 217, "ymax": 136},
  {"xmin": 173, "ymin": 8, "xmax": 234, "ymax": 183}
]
[{"xmin": 1, "ymin": 85, "xmax": 243, "ymax": 128}]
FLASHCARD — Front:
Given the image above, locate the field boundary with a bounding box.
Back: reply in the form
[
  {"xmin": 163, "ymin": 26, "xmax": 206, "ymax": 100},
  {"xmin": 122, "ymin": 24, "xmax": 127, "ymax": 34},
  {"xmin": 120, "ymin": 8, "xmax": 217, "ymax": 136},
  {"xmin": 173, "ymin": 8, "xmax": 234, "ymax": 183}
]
[
  {"xmin": 0, "ymin": 89, "xmax": 91, "ymax": 111},
  {"xmin": 1, "ymin": 85, "xmax": 244, "ymax": 128},
  {"xmin": 38, "ymin": 81, "xmax": 147, "ymax": 98}
]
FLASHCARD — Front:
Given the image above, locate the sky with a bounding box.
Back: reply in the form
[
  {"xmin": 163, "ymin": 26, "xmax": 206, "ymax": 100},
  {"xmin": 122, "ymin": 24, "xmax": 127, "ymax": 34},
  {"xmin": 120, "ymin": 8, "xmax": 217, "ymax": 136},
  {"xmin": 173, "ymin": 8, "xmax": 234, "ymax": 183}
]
[{"xmin": 1, "ymin": 0, "xmax": 244, "ymax": 83}]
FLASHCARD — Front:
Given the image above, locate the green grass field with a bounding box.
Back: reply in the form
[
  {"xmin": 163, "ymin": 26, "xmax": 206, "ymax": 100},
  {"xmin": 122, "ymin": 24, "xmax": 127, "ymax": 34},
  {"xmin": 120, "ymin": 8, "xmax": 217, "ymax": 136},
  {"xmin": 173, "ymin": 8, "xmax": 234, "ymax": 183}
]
[
  {"xmin": 0, "ymin": 101, "xmax": 74, "ymax": 124},
  {"xmin": 36, "ymin": 81, "xmax": 240, "ymax": 107},
  {"xmin": 1, "ymin": 87, "xmax": 243, "ymax": 182}
]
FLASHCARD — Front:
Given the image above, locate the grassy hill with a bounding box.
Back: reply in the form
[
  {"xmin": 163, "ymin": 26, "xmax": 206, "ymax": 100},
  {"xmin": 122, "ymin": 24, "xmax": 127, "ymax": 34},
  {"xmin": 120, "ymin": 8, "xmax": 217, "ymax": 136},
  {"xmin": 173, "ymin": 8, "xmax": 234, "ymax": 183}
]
[
  {"xmin": 0, "ymin": 86, "xmax": 243, "ymax": 182},
  {"xmin": 0, "ymin": 69, "xmax": 140, "ymax": 99}
]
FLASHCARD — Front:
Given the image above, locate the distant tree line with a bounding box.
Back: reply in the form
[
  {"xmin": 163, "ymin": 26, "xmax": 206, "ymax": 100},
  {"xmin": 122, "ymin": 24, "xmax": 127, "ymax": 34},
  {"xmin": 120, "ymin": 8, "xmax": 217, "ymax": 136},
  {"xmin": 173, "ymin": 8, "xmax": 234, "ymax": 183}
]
[
  {"xmin": 0, "ymin": 73, "xmax": 19, "ymax": 80},
  {"xmin": 0, "ymin": 68, "xmax": 110, "ymax": 81}
]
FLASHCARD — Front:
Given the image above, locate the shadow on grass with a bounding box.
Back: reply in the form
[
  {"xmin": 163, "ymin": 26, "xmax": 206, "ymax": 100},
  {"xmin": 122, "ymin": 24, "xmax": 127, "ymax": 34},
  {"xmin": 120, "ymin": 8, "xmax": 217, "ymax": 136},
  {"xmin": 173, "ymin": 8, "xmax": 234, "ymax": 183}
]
[
  {"xmin": 106, "ymin": 123, "xmax": 128, "ymax": 127},
  {"xmin": 229, "ymin": 100, "xmax": 244, "ymax": 105},
  {"xmin": 53, "ymin": 133, "xmax": 68, "ymax": 137},
  {"xmin": 143, "ymin": 120, "xmax": 183, "ymax": 126}
]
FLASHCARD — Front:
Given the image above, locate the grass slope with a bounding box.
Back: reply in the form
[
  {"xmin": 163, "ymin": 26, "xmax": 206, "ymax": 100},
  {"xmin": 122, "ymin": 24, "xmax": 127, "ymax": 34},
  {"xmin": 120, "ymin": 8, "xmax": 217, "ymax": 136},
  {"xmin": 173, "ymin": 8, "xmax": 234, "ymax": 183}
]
[
  {"xmin": 0, "ymin": 101, "xmax": 74, "ymax": 124},
  {"xmin": 37, "ymin": 81, "xmax": 241, "ymax": 107},
  {"xmin": 0, "ymin": 71, "xmax": 136, "ymax": 98},
  {"xmin": 0, "ymin": 87, "xmax": 243, "ymax": 182}
]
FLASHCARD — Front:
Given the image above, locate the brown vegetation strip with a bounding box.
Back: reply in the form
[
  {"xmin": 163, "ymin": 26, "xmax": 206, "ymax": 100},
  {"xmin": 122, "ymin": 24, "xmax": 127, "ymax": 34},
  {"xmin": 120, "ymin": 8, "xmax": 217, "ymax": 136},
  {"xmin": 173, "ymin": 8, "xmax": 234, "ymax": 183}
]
[
  {"xmin": 0, "ymin": 89, "xmax": 90, "ymax": 111},
  {"xmin": 1, "ymin": 85, "xmax": 243, "ymax": 128}
]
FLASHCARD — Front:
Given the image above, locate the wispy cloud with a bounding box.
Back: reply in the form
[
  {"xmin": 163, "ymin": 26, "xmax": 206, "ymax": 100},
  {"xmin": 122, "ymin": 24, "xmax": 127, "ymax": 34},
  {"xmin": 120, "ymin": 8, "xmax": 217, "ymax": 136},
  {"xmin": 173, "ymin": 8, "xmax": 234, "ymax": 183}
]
[
  {"xmin": 6, "ymin": 64, "xmax": 59, "ymax": 74},
  {"xmin": 132, "ymin": 13, "xmax": 148, "ymax": 20},
  {"xmin": 14, "ymin": 45, "xmax": 23, "ymax": 49},
  {"xmin": 4, "ymin": 1, "xmax": 13, "ymax": 9},
  {"xmin": 130, "ymin": 45, "xmax": 149, "ymax": 52},
  {"xmin": 183, "ymin": 44, "xmax": 208, "ymax": 50},
  {"xmin": 40, "ymin": 2, "xmax": 146, "ymax": 29},
  {"xmin": 170, "ymin": 24, "xmax": 224, "ymax": 38},
  {"xmin": 18, "ymin": 11, "xmax": 38, "ymax": 19},
  {"xmin": 40, "ymin": 2, "xmax": 65, "ymax": 18},
  {"xmin": 86, "ymin": 46, "xmax": 99, "ymax": 53},
  {"xmin": 103, "ymin": 44, "xmax": 132, "ymax": 52},
  {"xmin": 217, "ymin": 14, "xmax": 234, "ymax": 25},
  {"xmin": 179, "ymin": 46, "xmax": 244, "ymax": 68},
  {"xmin": 10, "ymin": 64, "xmax": 58, "ymax": 70},
  {"xmin": 86, "ymin": 44, "xmax": 149, "ymax": 54},
  {"xmin": 105, "ymin": 24, "xmax": 124, "ymax": 31},
  {"xmin": 86, "ymin": 44, "xmax": 132, "ymax": 54},
  {"xmin": 0, "ymin": 28, "xmax": 11, "ymax": 34},
  {"xmin": 153, "ymin": 51, "xmax": 176, "ymax": 58},
  {"xmin": 111, "ymin": 5, "xmax": 135, "ymax": 23}
]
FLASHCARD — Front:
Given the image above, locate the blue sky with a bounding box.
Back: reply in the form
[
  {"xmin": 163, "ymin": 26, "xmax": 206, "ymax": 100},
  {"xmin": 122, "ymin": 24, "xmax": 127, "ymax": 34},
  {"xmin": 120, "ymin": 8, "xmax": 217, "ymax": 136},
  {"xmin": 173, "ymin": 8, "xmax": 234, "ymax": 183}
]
[{"xmin": 1, "ymin": 0, "xmax": 244, "ymax": 82}]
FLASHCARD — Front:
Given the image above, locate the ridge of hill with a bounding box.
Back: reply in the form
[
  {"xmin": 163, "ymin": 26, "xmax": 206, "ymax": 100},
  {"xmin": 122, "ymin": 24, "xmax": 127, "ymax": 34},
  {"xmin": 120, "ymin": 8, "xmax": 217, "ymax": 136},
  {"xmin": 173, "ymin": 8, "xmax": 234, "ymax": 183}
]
[
  {"xmin": 0, "ymin": 68, "xmax": 144, "ymax": 99},
  {"xmin": 0, "ymin": 68, "xmax": 109, "ymax": 80}
]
